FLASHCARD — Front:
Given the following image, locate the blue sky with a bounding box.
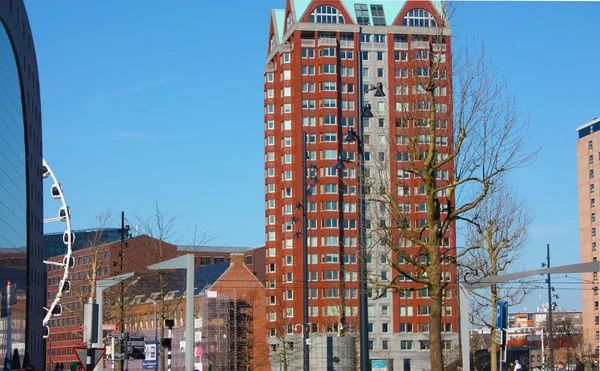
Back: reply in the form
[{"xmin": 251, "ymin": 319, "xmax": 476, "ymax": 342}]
[{"xmin": 25, "ymin": 1, "xmax": 600, "ymax": 311}]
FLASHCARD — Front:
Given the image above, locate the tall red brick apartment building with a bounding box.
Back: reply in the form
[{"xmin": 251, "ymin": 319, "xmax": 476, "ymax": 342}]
[{"xmin": 263, "ymin": 0, "xmax": 457, "ymax": 369}]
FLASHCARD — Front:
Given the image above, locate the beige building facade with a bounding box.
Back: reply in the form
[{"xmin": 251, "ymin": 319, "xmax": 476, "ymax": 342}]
[{"xmin": 577, "ymin": 116, "xmax": 600, "ymax": 353}]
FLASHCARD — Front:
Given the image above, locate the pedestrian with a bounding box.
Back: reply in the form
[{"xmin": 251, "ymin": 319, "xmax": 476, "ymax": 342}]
[
  {"xmin": 514, "ymin": 359, "xmax": 522, "ymax": 371},
  {"xmin": 575, "ymin": 358, "xmax": 585, "ymax": 371},
  {"xmin": 557, "ymin": 361, "xmax": 566, "ymax": 370}
]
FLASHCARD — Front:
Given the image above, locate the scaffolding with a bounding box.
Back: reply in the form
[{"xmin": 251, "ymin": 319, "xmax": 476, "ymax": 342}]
[{"xmin": 199, "ymin": 291, "xmax": 254, "ymax": 371}]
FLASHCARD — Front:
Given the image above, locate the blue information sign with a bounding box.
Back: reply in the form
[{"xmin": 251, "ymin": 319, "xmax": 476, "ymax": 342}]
[
  {"xmin": 142, "ymin": 340, "xmax": 159, "ymax": 370},
  {"xmin": 495, "ymin": 300, "xmax": 508, "ymax": 329}
]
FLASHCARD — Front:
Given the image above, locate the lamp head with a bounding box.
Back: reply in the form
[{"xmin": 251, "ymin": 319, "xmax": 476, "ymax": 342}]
[
  {"xmin": 362, "ymin": 103, "xmax": 374, "ymax": 118},
  {"xmin": 374, "ymin": 82, "xmax": 385, "ymax": 97},
  {"xmin": 344, "ymin": 128, "xmax": 358, "ymax": 143}
]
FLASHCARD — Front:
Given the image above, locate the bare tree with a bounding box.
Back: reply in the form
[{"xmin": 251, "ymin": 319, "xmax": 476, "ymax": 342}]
[
  {"xmin": 462, "ymin": 185, "xmax": 532, "ymax": 371},
  {"xmin": 365, "ymin": 4, "xmax": 536, "ymax": 368},
  {"xmin": 266, "ymin": 289, "xmax": 304, "ymax": 371},
  {"xmin": 134, "ymin": 202, "xmax": 212, "ymax": 371}
]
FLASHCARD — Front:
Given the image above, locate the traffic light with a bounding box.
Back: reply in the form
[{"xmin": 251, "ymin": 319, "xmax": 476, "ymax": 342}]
[{"xmin": 160, "ymin": 338, "xmax": 171, "ymax": 348}]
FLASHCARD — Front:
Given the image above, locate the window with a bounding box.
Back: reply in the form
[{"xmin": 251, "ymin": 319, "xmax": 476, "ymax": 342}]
[
  {"xmin": 371, "ymin": 4, "xmax": 386, "ymax": 26},
  {"xmin": 400, "ymin": 340, "xmax": 413, "ymax": 350},
  {"xmin": 354, "ymin": 4, "xmax": 369, "ymax": 25},
  {"xmin": 340, "ymin": 66, "xmax": 354, "ymax": 77},
  {"xmin": 322, "ymin": 81, "xmax": 337, "ymax": 91},
  {"xmin": 302, "ymin": 82, "xmax": 315, "ymax": 92},
  {"xmin": 593, "ymin": 213, "xmax": 596, "ymax": 222},
  {"xmin": 301, "ymin": 48, "xmax": 314, "ymax": 58},
  {"xmin": 302, "ymin": 99, "xmax": 315, "ymax": 109},
  {"xmin": 376, "ymin": 51, "xmax": 384, "ymax": 61},
  {"xmin": 340, "ymin": 50, "xmax": 353, "ymax": 60},
  {"xmin": 322, "ymin": 98, "xmax": 337, "ymax": 108},
  {"xmin": 373, "ymin": 34, "xmax": 386, "ymax": 43},
  {"xmin": 377, "ymin": 68, "xmax": 384, "ymax": 78},
  {"xmin": 414, "ymin": 49, "xmax": 428, "ymax": 60},
  {"xmin": 302, "ymin": 65, "xmax": 315, "ymax": 75},
  {"xmin": 590, "ymin": 140, "xmax": 594, "ymax": 150},
  {"xmin": 402, "ymin": 9, "xmax": 437, "ymax": 27},
  {"xmin": 322, "ymin": 64, "xmax": 336, "ymax": 74},
  {"xmin": 592, "ymin": 170, "xmax": 595, "ymax": 179},
  {"xmin": 321, "ymin": 47, "xmax": 336, "ymax": 57},
  {"xmin": 323, "ymin": 132, "xmax": 337, "ymax": 142},
  {"xmin": 310, "ymin": 5, "xmax": 345, "ymax": 24}
]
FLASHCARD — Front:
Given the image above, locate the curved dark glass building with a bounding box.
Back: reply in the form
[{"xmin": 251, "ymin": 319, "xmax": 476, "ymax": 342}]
[{"xmin": 0, "ymin": 0, "xmax": 44, "ymax": 369}]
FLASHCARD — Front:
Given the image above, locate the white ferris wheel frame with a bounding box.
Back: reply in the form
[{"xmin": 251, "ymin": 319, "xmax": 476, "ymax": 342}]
[{"xmin": 41, "ymin": 158, "xmax": 74, "ymax": 335}]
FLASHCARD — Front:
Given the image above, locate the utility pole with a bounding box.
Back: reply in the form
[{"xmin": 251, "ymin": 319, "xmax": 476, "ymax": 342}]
[
  {"xmin": 117, "ymin": 212, "xmax": 130, "ymax": 371},
  {"xmin": 546, "ymin": 244, "xmax": 554, "ymax": 369}
]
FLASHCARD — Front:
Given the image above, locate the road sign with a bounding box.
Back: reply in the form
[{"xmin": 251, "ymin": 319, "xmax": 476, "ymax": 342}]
[
  {"xmin": 128, "ymin": 341, "xmax": 146, "ymax": 347},
  {"xmin": 142, "ymin": 340, "xmax": 159, "ymax": 370},
  {"xmin": 73, "ymin": 347, "xmax": 106, "ymax": 369},
  {"xmin": 494, "ymin": 329, "xmax": 503, "ymax": 345},
  {"xmin": 103, "ymin": 323, "xmax": 119, "ymax": 331},
  {"xmin": 107, "ymin": 333, "xmax": 125, "ymax": 340},
  {"xmin": 129, "ymin": 336, "xmax": 145, "ymax": 342},
  {"xmin": 495, "ymin": 300, "xmax": 508, "ymax": 329}
]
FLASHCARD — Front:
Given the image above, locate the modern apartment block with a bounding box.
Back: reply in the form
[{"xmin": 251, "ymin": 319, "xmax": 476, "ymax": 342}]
[
  {"xmin": 264, "ymin": 1, "xmax": 457, "ymax": 369},
  {"xmin": 577, "ymin": 116, "xmax": 600, "ymax": 354}
]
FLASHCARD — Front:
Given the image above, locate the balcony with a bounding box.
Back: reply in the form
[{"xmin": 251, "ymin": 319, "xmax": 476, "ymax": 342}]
[
  {"xmin": 360, "ymin": 42, "xmax": 387, "ymax": 50},
  {"xmin": 411, "ymin": 41, "xmax": 429, "ymax": 49},
  {"xmin": 318, "ymin": 38, "xmax": 337, "ymax": 46},
  {"xmin": 394, "ymin": 42, "xmax": 409, "ymax": 50},
  {"xmin": 340, "ymin": 40, "xmax": 354, "ymax": 48},
  {"xmin": 301, "ymin": 39, "xmax": 316, "ymax": 47},
  {"xmin": 433, "ymin": 43, "xmax": 447, "ymax": 52}
]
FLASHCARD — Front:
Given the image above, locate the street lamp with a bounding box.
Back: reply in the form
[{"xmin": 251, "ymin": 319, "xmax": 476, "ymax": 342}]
[
  {"xmin": 297, "ymin": 132, "xmax": 319, "ymax": 370},
  {"xmin": 345, "ymin": 55, "xmax": 386, "ymax": 368},
  {"xmin": 148, "ymin": 255, "xmax": 195, "ymax": 371},
  {"xmin": 95, "ymin": 273, "xmax": 134, "ymax": 371},
  {"xmin": 94, "ymin": 273, "xmax": 135, "ymax": 349}
]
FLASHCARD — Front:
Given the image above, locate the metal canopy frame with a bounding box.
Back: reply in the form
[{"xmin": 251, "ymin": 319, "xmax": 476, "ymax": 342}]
[{"xmin": 459, "ymin": 261, "xmax": 600, "ymax": 371}]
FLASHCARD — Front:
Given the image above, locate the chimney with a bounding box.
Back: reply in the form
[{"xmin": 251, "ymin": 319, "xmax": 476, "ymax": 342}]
[{"xmin": 230, "ymin": 253, "xmax": 245, "ymax": 265}]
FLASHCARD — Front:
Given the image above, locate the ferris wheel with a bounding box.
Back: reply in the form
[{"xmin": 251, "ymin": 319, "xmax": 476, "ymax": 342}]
[{"xmin": 41, "ymin": 159, "xmax": 74, "ymax": 338}]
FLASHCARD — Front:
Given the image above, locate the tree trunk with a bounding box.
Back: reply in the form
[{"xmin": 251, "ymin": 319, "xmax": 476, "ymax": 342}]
[
  {"xmin": 490, "ymin": 284, "xmax": 499, "ymax": 371},
  {"xmin": 429, "ymin": 282, "xmax": 444, "ymax": 370}
]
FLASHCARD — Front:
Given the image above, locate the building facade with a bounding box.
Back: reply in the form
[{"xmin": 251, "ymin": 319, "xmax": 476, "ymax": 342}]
[
  {"xmin": 45, "ymin": 235, "xmax": 265, "ymax": 367},
  {"xmin": 577, "ymin": 116, "xmax": 600, "ymax": 353},
  {"xmin": 43, "ymin": 227, "xmax": 125, "ymax": 260},
  {"xmin": 264, "ymin": 1, "xmax": 457, "ymax": 369},
  {"xmin": 0, "ymin": 1, "xmax": 45, "ymax": 369}
]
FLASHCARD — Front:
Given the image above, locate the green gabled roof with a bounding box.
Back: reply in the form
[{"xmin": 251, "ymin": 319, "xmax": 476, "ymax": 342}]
[
  {"xmin": 290, "ymin": 0, "xmax": 445, "ymax": 26},
  {"xmin": 273, "ymin": 9, "xmax": 286, "ymax": 43}
]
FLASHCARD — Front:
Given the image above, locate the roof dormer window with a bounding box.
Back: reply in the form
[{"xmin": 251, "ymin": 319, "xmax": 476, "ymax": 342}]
[
  {"xmin": 309, "ymin": 6, "xmax": 345, "ymax": 24},
  {"xmin": 402, "ymin": 9, "xmax": 437, "ymax": 27}
]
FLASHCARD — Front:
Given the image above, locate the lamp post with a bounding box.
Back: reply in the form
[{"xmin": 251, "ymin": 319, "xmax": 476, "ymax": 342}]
[
  {"xmin": 302, "ymin": 132, "xmax": 310, "ymax": 371},
  {"xmin": 345, "ymin": 64, "xmax": 385, "ymax": 369},
  {"xmin": 296, "ymin": 134, "xmax": 319, "ymax": 370},
  {"xmin": 148, "ymin": 255, "xmax": 195, "ymax": 371},
  {"xmin": 94, "ymin": 273, "xmax": 134, "ymax": 371}
]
